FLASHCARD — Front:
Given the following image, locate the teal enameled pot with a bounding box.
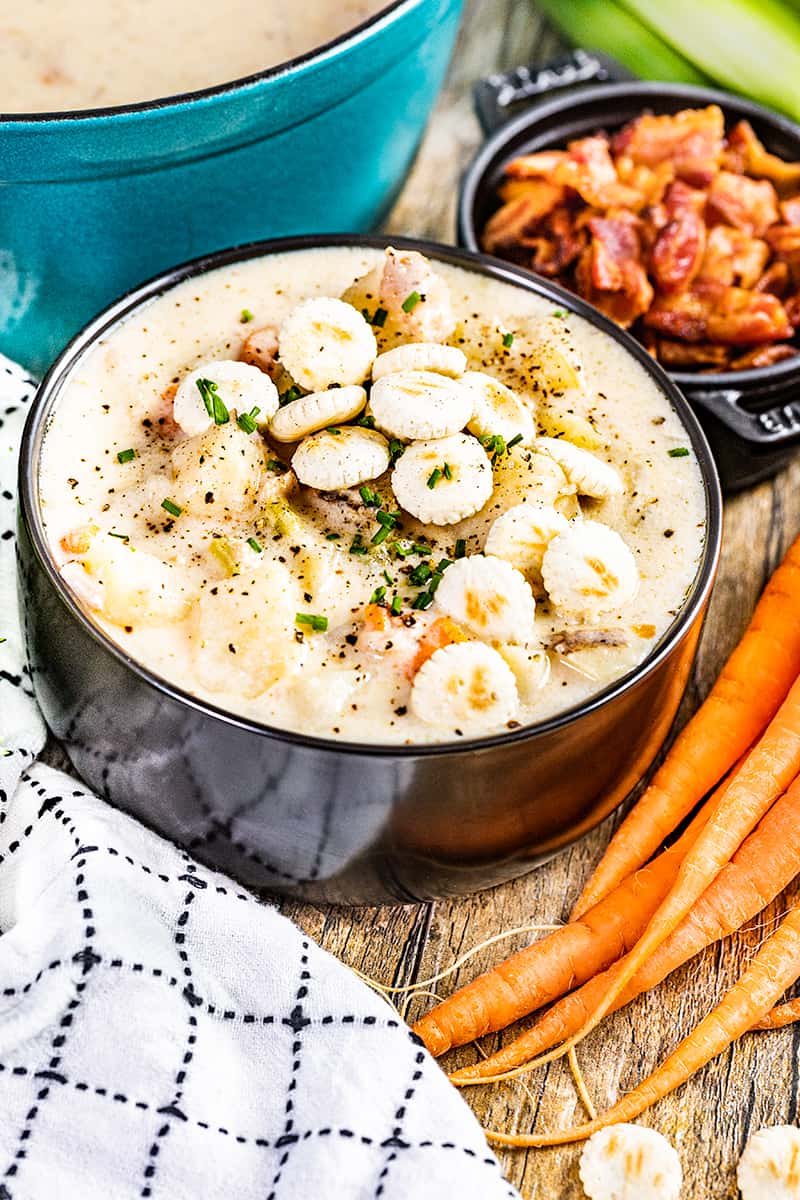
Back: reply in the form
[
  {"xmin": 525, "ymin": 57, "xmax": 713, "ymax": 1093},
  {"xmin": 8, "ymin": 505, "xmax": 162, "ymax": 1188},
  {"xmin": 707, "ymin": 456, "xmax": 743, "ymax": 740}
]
[{"xmin": 0, "ymin": 0, "xmax": 463, "ymax": 374}]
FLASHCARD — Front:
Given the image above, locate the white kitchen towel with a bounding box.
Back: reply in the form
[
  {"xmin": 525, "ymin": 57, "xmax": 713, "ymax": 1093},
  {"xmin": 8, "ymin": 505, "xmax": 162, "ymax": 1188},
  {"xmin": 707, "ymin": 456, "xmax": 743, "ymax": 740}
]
[{"xmin": 0, "ymin": 355, "xmax": 518, "ymax": 1200}]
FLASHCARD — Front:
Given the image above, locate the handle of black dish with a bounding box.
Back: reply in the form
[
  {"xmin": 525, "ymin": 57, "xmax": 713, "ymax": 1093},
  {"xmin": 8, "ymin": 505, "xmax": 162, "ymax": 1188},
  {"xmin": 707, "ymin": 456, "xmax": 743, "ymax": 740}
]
[
  {"xmin": 474, "ymin": 49, "xmax": 637, "ymax": 137},
  {"xmin": 687, "ymin": 386, "xmax": 800, "ymax": 450}
]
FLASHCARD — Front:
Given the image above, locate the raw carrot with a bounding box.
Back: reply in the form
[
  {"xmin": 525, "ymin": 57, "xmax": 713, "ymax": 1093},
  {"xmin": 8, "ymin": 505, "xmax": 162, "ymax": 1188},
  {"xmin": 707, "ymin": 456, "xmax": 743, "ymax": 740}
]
[
  {"xmin": 484, "ymin": 899, "xmax": 800, "ymax": 1147},
  {"xmin": 450, "ymin": 774, "xmax": 800, "ymax": 1084},
  {"xmin": 489, "ymin": 675, "xmax": 800, "ymax": 1077},
  {"xmin": 751, "ymin": 997, "xmax": 800, "ymax": 1030},
  {"xmin": 572, "ymin": 535, "xmax": 800, "ymax": 920},
  {"xmin": 413, "ymin": 800, "xmax": 712, "ymax": 1057}
]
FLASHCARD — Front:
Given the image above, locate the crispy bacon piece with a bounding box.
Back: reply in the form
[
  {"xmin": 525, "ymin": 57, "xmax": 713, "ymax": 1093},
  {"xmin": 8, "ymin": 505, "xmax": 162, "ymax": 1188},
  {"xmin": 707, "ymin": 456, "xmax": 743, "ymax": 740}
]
[
  {"xmin": 655, "ymin": 340, "xmax": 730, "ymax": 369},
  {"xmin": 755, "ymin": 261, "xmax": 791, "ymax": 296},
  {"xmin": 650, "ymin": 181, "xmax": 708, "ymax": 293},
  {"xmin": 615, "ymin": 157, "xmax": 675, "ymax": 207},
  {"xmin": 724, "ymin": 121, "xmax": 800, "ymax": 191},
  {"xmin": 482, "ymin": 184, "xmax": 565, "ymax": 253},
  {"xmin": 554, "ymin": 135, "xmax": 642, "ymax": 208},
  {"xmin": 645, "ymin": 282, "xmax": 792, "ymax": 345},
  {"xmin": 765, "ymin": 225, "xmax": 800, "ymax": 284},
  {"xmin": 504, "ymin": 151, "xmax": 569, "ymax": 179},
  {"xmin": 708, "ymin": 171, "xmax": 779, "ymax": 237},
  {"xmin": 729, "ymin": 343, "xmax": 798, "ymax": 370},
  {"xmin": 611, "ymin": 105, "xmax": 725, "ymax": 186},
  {"xmin": 702, "ymin": 286, "xmax": 792, "ymax": 345},
  {"xmin": 785, "ymin": 293, "xmax": 800, "ymax": 326},
  {"xmin": 699, "ymin": 225, "xmax": 770, "ymax": 289},
  {"xmin": 781, "ymin": 196, "xmax": 800, "ymax": 226},
  {"xmin": 527, "ymin": 205, "xmax": 587, "ymax": 276},
  {"xmin": 575, "ymin": 215, "xmax": 653, "ymax": 327}
]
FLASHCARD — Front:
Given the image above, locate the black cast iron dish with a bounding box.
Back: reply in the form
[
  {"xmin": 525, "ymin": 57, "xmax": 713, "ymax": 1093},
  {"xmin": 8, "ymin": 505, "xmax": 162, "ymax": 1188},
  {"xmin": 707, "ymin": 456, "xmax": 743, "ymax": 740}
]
[
  {"xmin": 17, "ymin": 234, "xmax": 722, "ymax": 905},
  {"xmin": 458, "ymin": 49, "xmax": 800, "ymax": 491}
]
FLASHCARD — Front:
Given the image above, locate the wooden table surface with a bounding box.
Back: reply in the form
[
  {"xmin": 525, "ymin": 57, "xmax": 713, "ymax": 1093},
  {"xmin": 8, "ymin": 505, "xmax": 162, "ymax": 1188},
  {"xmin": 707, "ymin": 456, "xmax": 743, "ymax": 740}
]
[{"xmin": 280, "ymin": 4, "xmax": 800, "ymax": 1196}]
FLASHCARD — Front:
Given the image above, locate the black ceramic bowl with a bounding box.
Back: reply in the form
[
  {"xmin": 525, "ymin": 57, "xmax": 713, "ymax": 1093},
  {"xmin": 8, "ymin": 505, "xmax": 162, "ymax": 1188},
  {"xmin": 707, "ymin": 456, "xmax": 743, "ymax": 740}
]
[
  {"xmin": 17, "ymin": 234, "xmax": 722, "ymax": 905},
  {"xmin": 458, "ymin": 51, "xmax": 800, "ymax": 490}
]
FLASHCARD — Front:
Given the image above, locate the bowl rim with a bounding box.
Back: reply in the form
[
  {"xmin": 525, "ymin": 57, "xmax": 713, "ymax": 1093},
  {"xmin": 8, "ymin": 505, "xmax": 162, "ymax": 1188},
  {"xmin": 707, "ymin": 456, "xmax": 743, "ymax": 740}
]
[
  {"xmin": 19, "ymin": 232, "xmax": 723, "ymax": 758},
  {"xmin": 0, "ymin": 0, "xmax": 423, "ymax": 125},
  {"xmin": 457, "ymin": 78, "xmax": 800, "ymax": 392}
]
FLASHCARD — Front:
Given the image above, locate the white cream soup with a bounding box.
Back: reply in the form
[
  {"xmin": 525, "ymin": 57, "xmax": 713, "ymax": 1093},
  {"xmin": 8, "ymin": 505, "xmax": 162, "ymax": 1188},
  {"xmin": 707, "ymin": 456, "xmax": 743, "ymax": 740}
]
[
  {"xmin": 2, "ymin": 0, "xmax": 387, "ymax": 113},
  {"xmin": 40, "ymin": 246, "xmax": 707, "ymax": 744}
]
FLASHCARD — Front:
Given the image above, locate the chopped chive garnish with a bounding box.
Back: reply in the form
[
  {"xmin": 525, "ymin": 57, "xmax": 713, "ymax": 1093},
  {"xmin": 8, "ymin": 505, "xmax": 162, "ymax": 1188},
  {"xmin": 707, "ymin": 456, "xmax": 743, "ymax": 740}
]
[
  {"xmin": 0, "ymin": 638, "xmax": 5, "ymax": 645},
  {"xmin": 438, "ymin": 558, "xmax": 452, "ymax": 572},
  {"xmin": 481, "ymin": 433, "xmax": 508, "ymax": 463},
  {"xmin": 360, "ymin": 485, "xmax": 380, "ymax": 507},
  {"xmin": 412, "ymin": 590, "xmax": 435, "ymax": 611},
  {"xmin": 402, "ymin": 290, "xmax": 422, "ymax": 313},
  {"xmin": 390, "ymin": 594, "xmax": 402, "ymax": 617},
  {"xmin": 117, "ymin": 448, "xmax": 136, "ymax": 464},
  {"xmin": 371, "ymin": 524, "xmax": 391, "ymax": 546},
  {"xmin": 409, "ymin": 563, "xmax": 432, "ymax": 586},
  {"xmin": 279, "ymin": 385, "xmax": 302, "ymax": 407},
  {"xmin": 247, "ymin": 537, "xmax": 263, "ymax": 554},
  {"xmin": 388, "ymin": 439, "xmax": 405, "ymax": 466},
  {"xmin": 240, "ymin": 308, "xmax": 254, "ymax": 323},
  {"xmin": 428, "ymin": 571, "xmax": 444, "ymax": 596},
  {"xmin": 668, "ymin": 447, "xmax": 690, "ymax": 458},
  {"xmin": 266, "ymin": 458, "xmax": 288, "ymax": 473},
  {"xmin": 161, "ymin": 498, "xmax": 182, "ymax": 518},
  {"xmin": 350, "ymin": 535, "xmax": 368, "ymax": 555},
  {"xmin": 369, "ymin": 585, "xmax": 387, "ymax": 605},
  {"xmin": 371, "ymin": 306, "xmax": 388, "ymax": 327},
  {"xmin": 412, "ymin": 542, "xmax": 432, "ymax": 556},
  {"xmin": 236, "ymin": 406, "xmax": 261, "ymax": 434},
  {"xmin": 376, "ymin": 509, "xmax": 399, "ymax": 528},
  {"xmin": 108, "ymin": 531, "xmax": 129, "ymax": 541},
  {"xmin": 393, "ymin": 541, "xmax": 414, "ymax": 558},
  {"xmin": 443, "ymin": 462, "xmax": 452, "ymax": 480},
  {"xmin": 196, "ymin": 377, "xmax": 230, "ymax": 425},
  {"xmin": 427, "ymin": 467, "xmax": 442, "ymax": 489},
  {"xmin": 502, "ymin": 331, "xmax": 514, "ymax": 348},
  {"xmin": 355, "ymin": 413, "xmax": 376, "ymax": 429},
  {"xmin": 507, "ymin": 433, "xmax": 523, "ymax": 450},
  {"xmin": 295, "ymin": 612, "xmax": 328, "ymax": 632},
  {"xmin": 454, "ymin": 538, "xmax": 466, "ymax": 559},
  {"xmin": 326, "ymin": 427, "xmax": 341, "ymax": 435},
  {"xmin": 552, "ymin": 309, "xmax": 567, "ymax": 318},
  {"xmin": 383, "ymin": 569, "xmax": 394, "ymax": 585},
  {"xmin": 326, "ymin": 532, "xmax": 341, "ymax": 541}
]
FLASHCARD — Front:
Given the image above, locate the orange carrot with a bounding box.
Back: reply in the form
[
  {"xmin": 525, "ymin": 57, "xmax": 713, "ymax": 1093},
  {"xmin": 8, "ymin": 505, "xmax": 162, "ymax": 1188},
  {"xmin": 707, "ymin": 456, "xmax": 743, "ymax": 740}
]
[
  {"xmin": 413, "ymin": 800, "xmax": 712, "ymax": 1057},
  {"xmin": 536, "ymin": 675, "xmax": 800, "ymax": 1071},
  {"xmin": 751, "ymin": 997, "xmax": 800, "ymax": 1031},
  {"xmin": 408, "ymin": 617, "xmax": 468, "ymax": 677},
  {"xmin": 572, "ymin": 535, "xmax": 800, "ymax": 920},
  {"xmin": 484, "ymin": 899, "xmax": 800, "ymax": 1147},
  {"xmin": 450, "ymin": 774, "xmax": 800, "ymax": 1085}
]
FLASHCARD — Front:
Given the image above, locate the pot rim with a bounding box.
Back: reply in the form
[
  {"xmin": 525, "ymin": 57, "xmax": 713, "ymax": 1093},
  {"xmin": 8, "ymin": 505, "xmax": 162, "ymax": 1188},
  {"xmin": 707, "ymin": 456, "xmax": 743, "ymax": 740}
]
[
  {"xmin": 458, "ymin": 78, "xmax": 800, "ymax": 392},
  {"xmin": 0, "ymin": 0, "xmax": 422, "ymax": 125},
  {"xmin": 19, "ymin": 233, "xmax": 722, "ymax": 758}
]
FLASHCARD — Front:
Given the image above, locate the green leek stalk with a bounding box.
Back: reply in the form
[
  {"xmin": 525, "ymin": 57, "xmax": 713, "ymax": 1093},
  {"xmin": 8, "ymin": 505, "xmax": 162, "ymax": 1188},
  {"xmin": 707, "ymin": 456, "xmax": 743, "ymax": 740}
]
[
  {"xmin": 535, "ymin": 0, "xmax": 710, "ymax": 85},
  {"xmin": 617, "ymin": 0, "xmax": 800, "ymax": 121}
]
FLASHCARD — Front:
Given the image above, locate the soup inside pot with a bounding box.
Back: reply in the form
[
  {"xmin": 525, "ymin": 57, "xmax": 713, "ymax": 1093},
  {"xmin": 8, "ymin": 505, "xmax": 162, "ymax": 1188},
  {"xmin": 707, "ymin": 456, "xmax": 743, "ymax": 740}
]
[
  {"xmin": 39, "ymin": 245, "xmax": 707, "ymax": 744},
  {"xmin": 1, "ymin": 0, "xmax": 389, "ymax": 113}
]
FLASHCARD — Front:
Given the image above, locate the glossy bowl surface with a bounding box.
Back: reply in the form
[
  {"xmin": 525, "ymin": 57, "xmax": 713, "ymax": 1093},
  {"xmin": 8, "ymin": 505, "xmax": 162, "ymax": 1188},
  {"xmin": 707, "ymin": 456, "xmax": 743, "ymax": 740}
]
[
  {"xmin": 458, "ymin": 72, "xmax": 800, "ymax": 490},
  {"xmin": 0, "ymin": 0, "xmax": 463, "ymax": 374},
  {"xmin": 17, "ymin": 234, "xmax": 722, "ymax": 903}
]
